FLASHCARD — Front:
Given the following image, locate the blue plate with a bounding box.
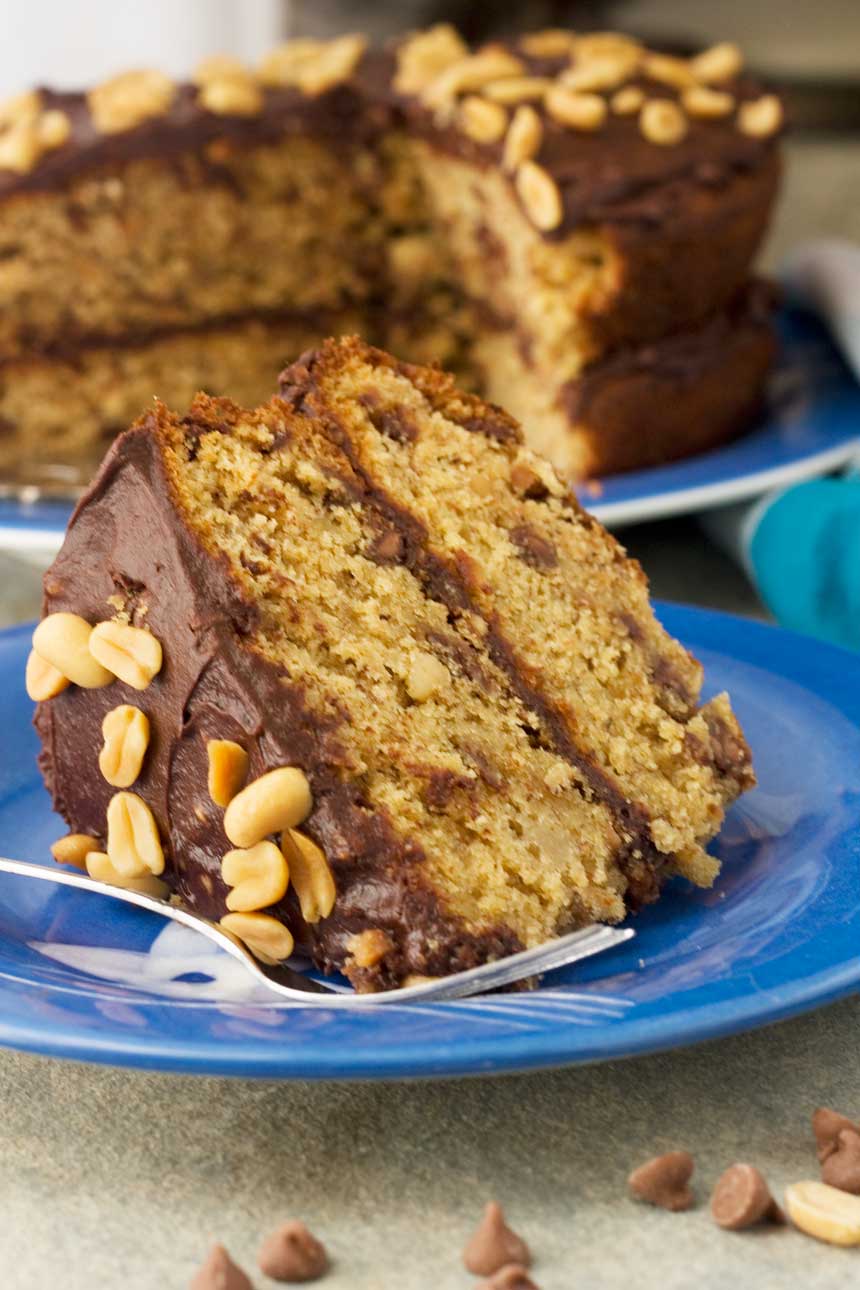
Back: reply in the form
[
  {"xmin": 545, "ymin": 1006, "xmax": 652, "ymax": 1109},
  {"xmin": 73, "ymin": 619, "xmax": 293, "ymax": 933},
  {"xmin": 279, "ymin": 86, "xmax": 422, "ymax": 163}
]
[
  {"xmin": 1, "ymin": 604, "xmax": 859, "ymax": 1079},
  {"xmin": 1, "ymin": 309, "xmax": 859, "ymax": 553}
]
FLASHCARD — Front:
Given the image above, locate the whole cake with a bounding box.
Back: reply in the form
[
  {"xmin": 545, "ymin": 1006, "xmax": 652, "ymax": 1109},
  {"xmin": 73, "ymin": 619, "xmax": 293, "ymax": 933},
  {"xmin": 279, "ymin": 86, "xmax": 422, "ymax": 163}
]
[
  {"xmin": 0, "ymin": 27, "xmax": 781, "ymax": 483},
  {"xmin": 29, "ymin": 338, "xmax": 754, "ymax": 990}
]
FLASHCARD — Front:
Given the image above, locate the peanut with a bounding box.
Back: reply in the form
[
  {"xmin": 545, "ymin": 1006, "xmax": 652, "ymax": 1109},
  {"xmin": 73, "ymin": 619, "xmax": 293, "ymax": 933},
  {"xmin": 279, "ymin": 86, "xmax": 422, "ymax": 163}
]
[
  {"xmin": 785, "ymin": 1180, "xmax": 860, "ymax": 1246},
  {"xmin": 643, "ymin": 53, "xmax": 696, "ymax": 90},
  {"xmin": 207, "ymin": 739, "xmax": 249, "ymax": 808},
  {"xmin": 220, "ymin": 912, "xmax": 294, "ymax": 964},
  {"xmin": 393, "ymin": 24, "xmax": 469, "ymax": 95},
  {"xmin": 515, "ymin": 159, "xmax": 563, "ymax": 232},
  {"xmin": 406, "ymin": 651, "xmax": 450, "ymax": 702},
  {"xmin": 89, "ymin": 620, "xmax": 162, "ymax": 690},
  {"xmin": 221, "ymin": 841, "xmax": 289, "ymax": 913},
  {"xmin": 545, "ymin": 86, "xmax": 607, "ymax": 131},
  {"xmin": 682, "ymin": 86, "xmax": 734, "ymax": 119},
  {"xmin": 32, "ymin": 613, "xmax": 114, "ymax": 689},
  {"xmin": 223, "ymin": 767, "xmax": 312, "ymax": 848},
  {"xmin": 347, "ymin": 929, "xmax": 392, "ymax": 969},
  {"xmin": 51, "ymin": 833, "xmax": 101, "ymax": 870},
  {"xmin": 690, "ymin": 42, "xmax": 743, "ymax": 85},
  {"xmin": 281, "ymin": 829, "xmax": 336, "ymax": 923},
  {"xmin": 459, "ymin": 95, "xmax": 508, "ymax": 144},
  {"xmin": 86, "ymin": 850, "xmax": 168, "ymax": 899},
  {"xmin": 106, "ymin": 791, "xmax": 165, "ymax": 877},
  {"xmin": 561, "ymin": 51, "xmax": 639, "ymax": 92},
  {"xmin": 737, "ymin": 94, "xmax": 783, "ymax": 139},
  {"xmin": 503, "ymin": 104, "xmax": 543, "ymax": 171},
  {"xmin": 640, "ymin": 98, "xmax": 688, "ymax": 146},
  {"xmin": 482, "ymin": 76, "xmax": 551, "ymax": 104},
  {"xmin": 25, "ymin": 649, "xmax": 69, "ymax": 701},
  {"xmin": 88, "ymin": 69, "xmax": 175, "ymax": 134},
  {"xmin": 611, "ymin": 86, "xmax": 645, "ymax": 115},
  {"xmin": 199, "ymin": 77, "xmax": 263, "ymax": 117},
  {"xmin": 99, "ymin": 705, "xmax": 150, "ymax": 788},
  {"xmin": 518, "ymin": 29, "xmax": 577, "ymax": 59}
]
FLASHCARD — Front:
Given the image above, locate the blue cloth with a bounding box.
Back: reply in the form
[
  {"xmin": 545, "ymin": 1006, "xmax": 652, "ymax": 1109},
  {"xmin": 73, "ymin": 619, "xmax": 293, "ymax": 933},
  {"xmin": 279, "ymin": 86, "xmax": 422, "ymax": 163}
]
[{"xmin": 750, "ymin": 477, "xmax": 860, "ymax": 650}]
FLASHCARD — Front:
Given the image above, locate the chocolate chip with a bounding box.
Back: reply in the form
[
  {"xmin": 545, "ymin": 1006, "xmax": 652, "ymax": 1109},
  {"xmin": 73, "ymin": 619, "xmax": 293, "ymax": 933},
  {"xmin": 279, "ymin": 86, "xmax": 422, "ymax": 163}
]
[
  {"xmin": 628, "ymin": 1151, "xmax": 695, "ymax": 1211},
  {"xmin": 257, "ymin": 1219, "xmax": 329, "ymax": 1283},
  {"xmin": 813, "ymin": 1107, "xmax": 859, "ymax": 1163},
  {"xmin": 509, "ymin": 522, "xmax": 558, "ymax": 570},
  {"xmin": 821, "ymin": 1129, "xmax": 860, "ymax": 1194},
  {"xmin": 478, "ymin": 1265, "xmax": 540, "ymax": 1290},
  {"xmin": 463, "ymin": 1202, "xmax": 532, "ymax": 1276},
  {"xmin": 710, "ymin": 1164, "xmax": 784, "ymax": 1230},
  {"xmin": 190, "ymin": 1243, "xmax": 253, "ymax": 1290}
]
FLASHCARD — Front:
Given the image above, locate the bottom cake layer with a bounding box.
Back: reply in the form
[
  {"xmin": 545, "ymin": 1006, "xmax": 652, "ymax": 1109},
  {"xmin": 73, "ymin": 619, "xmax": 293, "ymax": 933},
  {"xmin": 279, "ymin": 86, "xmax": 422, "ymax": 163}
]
[{"xmin": 0, "ymin": 286, "xmax": 773, "ymax": 485}]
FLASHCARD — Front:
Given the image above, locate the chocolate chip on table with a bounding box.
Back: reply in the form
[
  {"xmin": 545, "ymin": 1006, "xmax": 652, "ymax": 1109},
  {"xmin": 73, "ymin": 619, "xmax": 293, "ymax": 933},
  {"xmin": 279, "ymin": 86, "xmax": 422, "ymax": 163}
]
[
  {"xmin": 463, "ymin": 1202, "xmax": 532, "ymax": 1276},
  {"xmin": 710, "ymin": 1164, "xmax": 785, "ymax": 1230},
  {"xmin": 628, "ymin": 1151, "xmax": 695, "ymax": 1211},
  {"xmin": 821, "ymin": 1129, "xmax": 860, "ymax": 1195},
  {"xmin": 812, "ymin": 1107, "xmax": 859, "ymax": 1163},
  {"xmin": 190, "ymin": 1243, "xmax": 253, "ymax": 1290},
  {"xmin": 258, "ymin": 1219, "xmax": 329, "ymax": 1282},
  {"xmin": 478, "ymin": 1264, "xmax": 540, "ymax": 1290}
]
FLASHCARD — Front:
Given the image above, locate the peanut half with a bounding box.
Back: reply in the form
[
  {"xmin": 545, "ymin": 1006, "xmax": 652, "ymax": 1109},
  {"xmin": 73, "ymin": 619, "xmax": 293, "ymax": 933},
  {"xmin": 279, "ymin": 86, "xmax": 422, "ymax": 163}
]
[
  {"xmin": 25, "ymin": 649, "xmax": 69, "ymax": 702},
  {"xmin": 223, "ymin": 767, "xmax": 312, "ymax": 848},
  {"xmin": 503, "ymin": 105, "xmax": 543, "ymax": 172},
  {"xmin": 106, "ymin": 791, "xmax": 165, "ymax": 877},
  {"xmin": 281, "ymin": 829, "xmax": 336, "ymax": 923},
  {"xmin": 51, "ymin": 833, "xmax": 101, "ymax": 870},
  {"xmin": 89, "ymin": 620, "xmax": 163, "ymax": 690},
  {"xmin": 407, "ymin": 650, "xmax": 451, "ymax": 702},
  {"xmin": 515, "ymin": 160, "xmax": 563, "ymax": 232},
  {"xmin": 220, "ymin": 911, "xmax": 295, "ymax": 964},
  {"xmin": 32, "ymin": 613, "xmax": 114, "ymax": 689},
  {"xmin": 86, "ymin": 850, "xmax": 168, "ymax": 899},
  {"xmin": 207, "ymin": 739, "xmax": 250, "ymax": 808},
  {"xmin": 785, "ymin": 1180, "xmax": 860, "ymax": 1246},
  {"xmin": 221, "ymin": 841, "xmax": 289, "ymax": 913},
  {"xmin": 99, "ymin": 705, "xmax": 150, "ymax": 788}
]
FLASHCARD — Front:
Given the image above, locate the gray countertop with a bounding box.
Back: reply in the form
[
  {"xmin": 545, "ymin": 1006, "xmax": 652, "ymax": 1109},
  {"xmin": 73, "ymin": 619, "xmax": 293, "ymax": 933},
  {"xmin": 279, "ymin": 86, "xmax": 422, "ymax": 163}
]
[{"xmin": 1, "ymin": 134, "xmax": 859, "ymax": 1289}]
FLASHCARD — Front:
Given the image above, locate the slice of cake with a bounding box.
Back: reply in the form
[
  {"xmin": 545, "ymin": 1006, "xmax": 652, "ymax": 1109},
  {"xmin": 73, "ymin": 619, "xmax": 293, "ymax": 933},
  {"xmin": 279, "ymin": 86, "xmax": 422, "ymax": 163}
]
[
  {"xmin": 30, "ymin": 338, "xmax": 754, "ymax": 990},
  {"xmin": 0, "ymin": 28, "xmax": 781, "ymax": 484}
]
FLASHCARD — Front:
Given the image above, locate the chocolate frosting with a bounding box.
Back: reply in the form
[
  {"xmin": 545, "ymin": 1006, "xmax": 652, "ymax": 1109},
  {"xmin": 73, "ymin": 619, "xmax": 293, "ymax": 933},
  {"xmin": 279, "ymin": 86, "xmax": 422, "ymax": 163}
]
[
  {"xmin": 1, "ymin": 43, "xmax": 781, "ymax": 238},
  {"xmin": 35, "ymin": 421, "xmax": 522, "ymax": 986}
]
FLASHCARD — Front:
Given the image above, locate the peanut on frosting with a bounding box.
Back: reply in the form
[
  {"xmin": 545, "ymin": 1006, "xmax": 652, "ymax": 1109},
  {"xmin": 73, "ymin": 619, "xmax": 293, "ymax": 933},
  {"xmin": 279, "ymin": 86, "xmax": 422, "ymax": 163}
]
[
  {"xmin": 259, "ymin": 34, "xmax": 365, "ymax": 96},
  {"xmin": 503, "ymin": 105, "xmax": 543, "ymax": 172},
  {"xmin": 89, "ymin": 620, "xmax": 162, "ymax": 691},
  {"xmin": 459, "ymin": 95, "xmax": 508, "ymax": 143},
  {"xmin": 87, "ymin": 69, "xmax": 176, "ymax": 134},
  {"xmin": 106, "ymin": 790, "xmax": 165, "ymax": 877},
  {"xmin": 545, "ymin": 85, "xmax": 607, "ymax": 131},
  {"xmin": 280, "ymin": 829, "xmax": 336, "ymax": 923},
  {"xmin": 32, "ymin": 614, "xmax": 114, "ymax": 690},
  {"xmin": 394, "ymin": 24, "xmax": 469, "ymax": 95},
  {"xmin": 207, "ymin": 739, "xmax": 249, "ymax": 808},
  {"xmin": 99, "ymin": 704, "xmax": 150, "ymax": 788},
  {"xmin": 223, "ymin": 767, "xmax": 312, "ymax": 848},
  {"xmin": 220, "ymin": 911, "xmax": 295, "ymax": 964},
  {"xmin": 515, "ymin": 159, "xmax": 563, "ymax": 232},
  {"xmin": 221, "ymin": 841, "xmax": 289, "ymax": 912},
  {"xmin": 639, "ymin": 98, "xmax": 689, "ymax": 146},
  {"xmin": 0, "ymin": 93, "xmax": 71, "ymax": 174}
]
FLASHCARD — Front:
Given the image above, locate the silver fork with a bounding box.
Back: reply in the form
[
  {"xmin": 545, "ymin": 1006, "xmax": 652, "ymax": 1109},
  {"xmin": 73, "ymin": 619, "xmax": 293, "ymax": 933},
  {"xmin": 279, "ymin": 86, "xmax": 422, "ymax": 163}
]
[{"xmin": 0, "ymin": 855, "xmax": 633, "ymax": 1006}]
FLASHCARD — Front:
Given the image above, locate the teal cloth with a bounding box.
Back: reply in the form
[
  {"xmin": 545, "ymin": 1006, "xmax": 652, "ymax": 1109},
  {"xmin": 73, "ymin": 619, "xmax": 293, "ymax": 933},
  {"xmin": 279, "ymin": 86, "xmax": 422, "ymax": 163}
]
[{"xmin": 750, "ymin": 477, "xmax": 860, "ymax": 650}]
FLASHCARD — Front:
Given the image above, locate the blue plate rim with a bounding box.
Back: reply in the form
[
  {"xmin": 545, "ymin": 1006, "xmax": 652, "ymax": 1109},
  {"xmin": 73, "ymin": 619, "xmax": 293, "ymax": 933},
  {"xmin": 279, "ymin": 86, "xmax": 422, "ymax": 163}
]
[{"xmin": 1, "ymin": 604, "xmax": 860, "ymax": 1079}]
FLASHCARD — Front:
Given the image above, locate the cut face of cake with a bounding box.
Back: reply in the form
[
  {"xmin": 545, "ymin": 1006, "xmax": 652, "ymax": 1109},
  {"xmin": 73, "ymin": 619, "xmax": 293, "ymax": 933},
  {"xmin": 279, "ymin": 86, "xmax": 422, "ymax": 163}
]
[
  {"xmin": 32, "ymin": 339, "xmax": 754, "ymax": 990},
  {"xmin": 0, "ymin": 29, "xmax": 780, "ymax": 482}
]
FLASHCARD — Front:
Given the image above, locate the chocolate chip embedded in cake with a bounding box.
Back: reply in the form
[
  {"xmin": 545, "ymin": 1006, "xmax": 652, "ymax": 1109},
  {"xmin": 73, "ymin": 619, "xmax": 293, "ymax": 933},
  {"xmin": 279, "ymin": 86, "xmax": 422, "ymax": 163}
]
[
  {"xmin": 0, "ymin": 28, "xmax": 781, "ymax": 480},
  {"xmin": 31, "ymin": 338, "xmax": 754, "ymax": 991}
]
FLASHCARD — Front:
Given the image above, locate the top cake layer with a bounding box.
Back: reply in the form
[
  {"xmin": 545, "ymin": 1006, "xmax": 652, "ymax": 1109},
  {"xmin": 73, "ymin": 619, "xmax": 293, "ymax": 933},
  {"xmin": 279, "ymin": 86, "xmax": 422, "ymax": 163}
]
[{"xmin": 0, "ymin": 29, "xmax": 781, "ymax": 236}]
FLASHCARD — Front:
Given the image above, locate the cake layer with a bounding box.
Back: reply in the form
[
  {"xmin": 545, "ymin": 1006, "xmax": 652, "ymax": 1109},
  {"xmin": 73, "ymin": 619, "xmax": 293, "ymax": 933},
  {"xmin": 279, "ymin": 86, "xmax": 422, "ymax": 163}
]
[
  {"xmin": 0, "ymin": 313, "xmax": 359, "ymax": 477},
  {"xmin": 33, "ymin": 339, "xmax": 754, "ymax": 989},
  {"xmin": 472, "ymin": 281, "xmax": 776, "ymax": 478}
]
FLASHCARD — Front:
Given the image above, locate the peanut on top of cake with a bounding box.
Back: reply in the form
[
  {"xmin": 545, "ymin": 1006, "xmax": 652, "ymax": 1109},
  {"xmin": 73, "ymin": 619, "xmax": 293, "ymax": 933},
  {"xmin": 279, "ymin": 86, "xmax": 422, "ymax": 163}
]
[{"xmin": 31, "ymin": 338, "xmax": 753, "ymax": 990}]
